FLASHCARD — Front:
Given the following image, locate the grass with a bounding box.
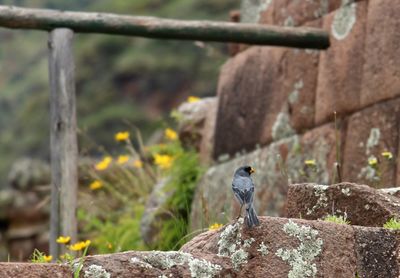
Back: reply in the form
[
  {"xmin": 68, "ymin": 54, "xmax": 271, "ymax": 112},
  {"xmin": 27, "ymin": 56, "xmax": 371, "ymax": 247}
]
[
  {"xmin": 322, "ymin": 214, "xmax": 350, "ymax": 225},
  {"xmin": 383, "ymin": 218, "xmax": 400, "ymax": 230}
]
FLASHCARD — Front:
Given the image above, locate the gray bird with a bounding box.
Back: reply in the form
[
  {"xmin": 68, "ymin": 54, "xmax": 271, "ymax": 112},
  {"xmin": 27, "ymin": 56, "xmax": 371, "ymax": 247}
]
[{"xmin": 232, "ymin": 166, "xmax": 260, "ymax": 228}]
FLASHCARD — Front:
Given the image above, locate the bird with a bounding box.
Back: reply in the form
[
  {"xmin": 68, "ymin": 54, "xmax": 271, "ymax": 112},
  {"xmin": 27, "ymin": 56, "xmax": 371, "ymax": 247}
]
[{"xmin": 232, "ymin": 166, "xmax": 260, "ymax": 228}]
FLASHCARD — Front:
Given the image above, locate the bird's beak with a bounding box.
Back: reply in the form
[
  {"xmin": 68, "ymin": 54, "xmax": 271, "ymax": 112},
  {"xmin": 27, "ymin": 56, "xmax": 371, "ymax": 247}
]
[{"xmin": 250, "ymin": 167, "xmax": 255, "ymax": 174}]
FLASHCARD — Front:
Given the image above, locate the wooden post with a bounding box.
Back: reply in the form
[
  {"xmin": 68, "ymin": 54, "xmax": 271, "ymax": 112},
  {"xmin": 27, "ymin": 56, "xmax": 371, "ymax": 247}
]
[{"xmin": 48, "ymin": 28, "xmax": 78, "ymax": 258}]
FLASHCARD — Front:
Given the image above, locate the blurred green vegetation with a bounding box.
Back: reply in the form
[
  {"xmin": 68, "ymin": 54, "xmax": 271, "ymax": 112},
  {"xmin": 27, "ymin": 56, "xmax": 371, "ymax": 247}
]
[
  {"xmin": 78, "ymin": 128, "xmax": 204, "ymax": 253},
  {"xmin": 0, "ymin": 0, "xmax": 237, "ymax": 187}
]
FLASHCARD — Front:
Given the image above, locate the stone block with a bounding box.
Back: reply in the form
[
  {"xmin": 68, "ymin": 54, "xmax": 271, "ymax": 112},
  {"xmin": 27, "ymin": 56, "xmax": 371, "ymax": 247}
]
[
  {"xmin": 361, "ymin": 0, "xmax": 400, "ymax": 106},
  {"xmin": 315, "ymin": 1, "xmax": 367, "ymax": 124},
  {"xmin": 286, "ymin": 183, "xmax": 400, "ymax": 226},
  {"xmin": 342, "ymin": 98, "xmax": 400, "ymax": 187}
]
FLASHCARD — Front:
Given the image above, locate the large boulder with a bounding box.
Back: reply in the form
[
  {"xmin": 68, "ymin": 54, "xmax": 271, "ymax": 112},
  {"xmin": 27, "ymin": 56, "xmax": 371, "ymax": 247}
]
[
  {"xmin": 1, "ymin": 216, "xmax": 399, "ymax": 277},
  {"xmin": 286, "ymin": 183, "xmax": 400, "ymax": 226}
]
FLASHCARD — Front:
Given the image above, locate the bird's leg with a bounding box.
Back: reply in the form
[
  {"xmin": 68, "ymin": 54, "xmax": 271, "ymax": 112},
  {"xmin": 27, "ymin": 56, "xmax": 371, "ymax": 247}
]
[{"xmin": 236, "ymin": 204, "xmax": 243, "ymax": 220}]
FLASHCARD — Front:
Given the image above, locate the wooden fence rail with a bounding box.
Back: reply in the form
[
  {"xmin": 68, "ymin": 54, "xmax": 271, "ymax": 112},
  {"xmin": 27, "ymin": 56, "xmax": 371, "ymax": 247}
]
[
  {"xmin": 0, "ymin": 5, "xmax": 330, "ymax": 259},
  {"xmin": 0, "ymin": 5, "xmax": 330, "ymax": 49}
]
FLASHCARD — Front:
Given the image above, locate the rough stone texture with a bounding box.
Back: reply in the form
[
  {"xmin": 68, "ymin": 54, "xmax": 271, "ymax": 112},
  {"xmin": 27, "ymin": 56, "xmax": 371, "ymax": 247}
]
[
  {"xmin": 286, "ymin": 183, "xmax": 400, "ymax": 227},
  {"xmin": 342, "ymin": 98, "xmax": 400, "ymax": 187},
  {"xmin": 315, "ymin": 1, "xmax": 367, "ymax": 124},
  {"xmin": 192, "ymin": 124, "xmax": 338, "ymax": 232},
  {"xmin": 184, "ymin": 217, "xmax": 399, "ymax": 277},
  {"xmin": 241, "ymin": 0, "xmax": 274, "ymax": 24},
  {"xmin": 80, "ymin": 250, "xmax": 233, "ymax": 278},
  {"xmin": 140, "ymin": 178, "xmax": 173, "ymax": 248},
  {"xmin": 177, "ymin": 97, "xmax": 217, "ymax": 153},
  {"xmin": 0, "ymin": 263, "xmax": 71, "ymax": 277},
  {"xmin": 1, "ymin": 216, "xmax": 399, "ymax": 277},
  {"xmin": 361, "ymin": 0, "xmax": 400, "ymax": 107},
  {"xmin": 198, "ymin": 97, "xmax": 218, "ymax": 164},
  {"xmin": 354, "ymin": 227, "xmax": 399, "ymax": 278},
  {"xmin": 272, "ymin": 0, "xmax": 342, "ymax": 27},
  {"xmin": 213, "ymin": 46, "xmax": 284, "ymax": 158},
  {"xmin": 213, "ymin": 41, "xmax": 322, "ymax": 158}
]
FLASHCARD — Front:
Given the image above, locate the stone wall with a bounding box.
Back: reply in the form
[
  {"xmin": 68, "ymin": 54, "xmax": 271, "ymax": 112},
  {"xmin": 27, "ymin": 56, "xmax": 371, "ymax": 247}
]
[{"xmin": 191, "ymin": 0, "xmax": 400, "ymax": 230}]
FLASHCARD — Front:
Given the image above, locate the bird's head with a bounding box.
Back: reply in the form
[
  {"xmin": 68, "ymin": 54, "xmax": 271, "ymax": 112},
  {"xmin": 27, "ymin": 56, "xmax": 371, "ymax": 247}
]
[{"xmin": 234, "ymin": 166, "xmax": 255, "ymax": 177}]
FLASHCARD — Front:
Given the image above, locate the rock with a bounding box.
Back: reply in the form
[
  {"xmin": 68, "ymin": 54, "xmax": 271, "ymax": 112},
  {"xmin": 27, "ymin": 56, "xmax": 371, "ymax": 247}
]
[
  {"xmin": 80, "ymin": 250, "xmax": 232, "ymax": 278},
  {"xmin": 315, "ymin": 1, "xmax": 367, "ymax": 124},
  {"xmin": 213, "ymin": 46, "xmax": 285, "ymax": 158},
  {"xmin": 342, "ymin": 98, "xmax": 400, "ymax": 187},
  {"xmin": 140, "ymin": 178, "xmax": 174, "ymax": 247},
  {"xmin": 1, "ymin": 216, "xmax": 399, "ymax": 277},
  {"xmin": 183, "ymin": 217, "xmax": 399, "ymax": 277},
  {"xmin": 361, "ymin": 0, "xmax": 400, "ymax": 107},
  {"xmin": 286, "ymin": 183, "xmax": 400, "ymax": 226},
  {"xmin": 177, "ymin": 97, "xmax": 217, "ymax": 156},
  {"xmin": 272, "ymin": 0, "xmax": 342, "ymax": 27},
  {"xmin": 8, "ymin": 158, "xmax": 50, "ymax": 191},
  {"xmin": 191, "ymin": 124, "xmax": 339, "ymax": 232},
  {"xmin": 213, "ymin": 43, "xmax": 322, "ymax": 158},
  {"xmin": 0, "ymin": 263, "xmax": 71, "ymax": 277},
  {"xmin": 199, "ymin": 97, "xmax": 218, "ymax": 164}
]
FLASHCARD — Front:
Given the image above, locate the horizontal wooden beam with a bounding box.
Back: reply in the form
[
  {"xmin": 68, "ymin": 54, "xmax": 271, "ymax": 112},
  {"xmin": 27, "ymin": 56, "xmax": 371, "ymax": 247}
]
[{"xmin": 0, "ymin": 5, "xmax": 330, "ymax": 49}]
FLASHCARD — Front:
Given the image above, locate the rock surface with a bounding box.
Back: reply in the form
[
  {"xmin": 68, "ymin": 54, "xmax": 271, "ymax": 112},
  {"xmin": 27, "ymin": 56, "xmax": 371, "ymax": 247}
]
[
  {"xmin": 342, "ymin": 98, "xmax": 400, "ymax": 187},
  {"xmin": 0, "ymin": 263, "xmax": 71, "ymax": 278},
  {"xmin": 177, "ymin": 97, "xmax": 217, "ymax": 153},
  {"xmin": 140, "ymin": 178, "xmax": 174, "ymax": 248},
  {"xmin": 1, "ymin": 216, "xmax": 399, "ymax": 277},
  {"xmin": 286, "ymin": 183, "xmax": 400, "ymax": 226},
  {"xmin": 191, "ymin": 124, "xmax": 340, "ymax": 232},
  {"xmin": 361, "ymin": 0, "xmax": 400, "ymax": 106},
  {"xmin": 315, "ymin": 1, "xmax": 367, "ymax": 124}
]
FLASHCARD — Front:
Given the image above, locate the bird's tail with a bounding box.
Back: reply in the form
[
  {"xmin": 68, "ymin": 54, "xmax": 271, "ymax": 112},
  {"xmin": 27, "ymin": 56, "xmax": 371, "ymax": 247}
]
[{"xmin": 245, "ymin": 205, "xmax": 260, "ymax": 228}]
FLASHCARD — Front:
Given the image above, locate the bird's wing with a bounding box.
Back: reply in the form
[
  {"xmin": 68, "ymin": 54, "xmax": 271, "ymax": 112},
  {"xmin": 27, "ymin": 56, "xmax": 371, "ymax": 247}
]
[{"xmin": 232, "ymin": 176, "xmax": 254, "ymax": 205}]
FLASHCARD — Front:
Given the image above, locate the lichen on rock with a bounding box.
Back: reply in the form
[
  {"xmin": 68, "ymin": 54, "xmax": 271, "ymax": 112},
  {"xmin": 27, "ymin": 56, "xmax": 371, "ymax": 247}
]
[
  {"xmin": 272, "ymin": 111, "xmax": 295, "ymax": 141},
  {"xmin": 331, "ymin": 2, "xmax": 357, "ymax": 40},
  {"xmin": 275, "ymin": 220, "xmax": 323, "ymax": 278},
  {"xmin": 257, "ymin": 242, "xmax": 269, "ymax": 256},
  {"xmin": 217, "ymin": 218, "xmax": 255, "ymax": 270},
  {"xmin": 143, "ymin": 251, "xmax": 221, "ymax": 278},
  {"xmin": 240, "ymin": 0, "xmax": 273, "ymax": 23},
  {"xmin": 306, "ymin": 184, "xmax": 329, "ymax": 215},
  {"xmin": 83, "ymin": 264, "xmax": 111, "ymax": 278},
  {"xmin": 366, "ymin": 128, "xmax": 380, "ymax": 155}
]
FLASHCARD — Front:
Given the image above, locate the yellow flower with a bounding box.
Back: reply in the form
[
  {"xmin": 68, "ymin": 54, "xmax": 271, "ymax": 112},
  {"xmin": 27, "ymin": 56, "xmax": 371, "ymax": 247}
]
[
  {"xmin": 368, "ymin": 156, "xmax": 378, "ymax": 166},
  {"xmin": 165, "ymin": 128, "xmax": 178, "ymax": 141},
  {"xmin": 117, "ymin": 155, "xmax": 129, "ymax": 165},
  {"xmin": 208, "ymin": 223, "xmax": 223, "ymax": 231},
  {"xmin": 153, "ymin": 154, "xmax": 173, "ymax": 169},
  {"xmin": 115, "ymin": 131, "xmax": 130, "ymax": 142},
  {"xmin": 381, "ymin": 151, "xmax": 393, "ymax": 160},
  {"xmin": 107, "ymin": 242, "xmax": 113, "ymax": 249},
  {"xmin": 69, "ymin": 240, "xmax": 91, "ymax": 251},
  {"xmin": 133, "ymin": 159, "xmax": 143, "ymax": 168},
  {"xmin": 95, "ymin": 156, "xmax": 112, "ymax": 171},
  {"xmin": 304, "ymin": 159, "xmax": 316, "ymax": 166},
  {"xmin": 89, "ymin": 180, "xmax": 103, "ymax": 191},
  {"xmin": 56, "ymin": 236, "xmax": 71, "ymax": 244},
  {"xmin": 43, "ymin": 255, "xmax": 52, "ymax": 262},
  {"xmin": 187, "ymin": 96, "xmax": 200, "ymax": 103}
]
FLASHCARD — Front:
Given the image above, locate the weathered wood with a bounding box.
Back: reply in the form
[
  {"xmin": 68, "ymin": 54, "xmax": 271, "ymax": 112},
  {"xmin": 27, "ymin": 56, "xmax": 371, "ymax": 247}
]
[
  {"xmin": 0, "ymin": 5, "xmax": 330, "ymax": 49},
  {"xmin": 48, "ymin": 28, "xmax": 78, "ymax": 258}
]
